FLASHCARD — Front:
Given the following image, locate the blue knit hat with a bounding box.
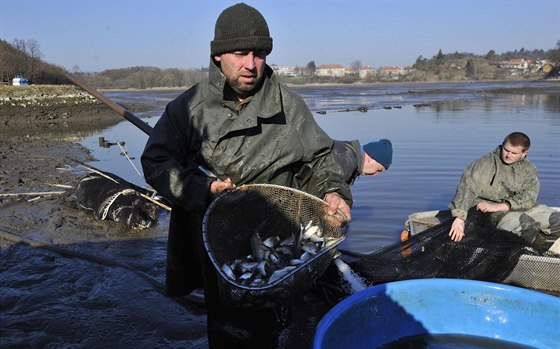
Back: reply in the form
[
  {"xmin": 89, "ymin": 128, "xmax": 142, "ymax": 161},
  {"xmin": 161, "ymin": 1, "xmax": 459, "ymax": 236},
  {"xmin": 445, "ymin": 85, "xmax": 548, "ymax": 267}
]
[{"xmin": 363, "ymin": 139, "xmax": 393, "ymax": 169}]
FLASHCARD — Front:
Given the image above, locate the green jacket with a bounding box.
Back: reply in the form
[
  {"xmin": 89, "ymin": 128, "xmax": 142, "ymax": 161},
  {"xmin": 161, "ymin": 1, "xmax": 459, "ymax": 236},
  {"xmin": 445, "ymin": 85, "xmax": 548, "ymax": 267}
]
[
  {"xmin": 332, "ymin": 140, "xmax": 362, "ymax": 185},
  {"xmin": 141, "ymin": 62, "xmax": 352, "ymax": 211},
  {"xmin": 449, "ymin": 146, "xmax": 540, "ymax": 221},
  {"xmin": 141, "ymin": 61, "xmax": 352, "ymax": 296}
]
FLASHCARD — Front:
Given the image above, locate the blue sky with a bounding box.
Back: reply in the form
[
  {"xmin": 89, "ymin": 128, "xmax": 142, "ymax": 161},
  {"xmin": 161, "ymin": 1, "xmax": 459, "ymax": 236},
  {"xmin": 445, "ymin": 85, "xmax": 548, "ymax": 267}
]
[{"xmin": 1, "ymin": 0, "xmax": 559, "ymax": 72}]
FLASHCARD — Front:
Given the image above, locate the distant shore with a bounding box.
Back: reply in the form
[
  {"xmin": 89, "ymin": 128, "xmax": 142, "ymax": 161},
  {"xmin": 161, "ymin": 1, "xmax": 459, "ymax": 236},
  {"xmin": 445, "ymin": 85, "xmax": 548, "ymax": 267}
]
[{"xmin": 2, "ymin": 80, "xmax": 558, "ymax": 136}]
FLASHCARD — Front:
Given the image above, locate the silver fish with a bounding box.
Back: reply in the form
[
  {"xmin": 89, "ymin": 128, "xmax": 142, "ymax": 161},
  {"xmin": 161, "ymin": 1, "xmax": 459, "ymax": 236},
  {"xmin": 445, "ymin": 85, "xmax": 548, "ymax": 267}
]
[
  {"xmin": 302, "ymin": 225, "xmax": 320, "ymax": 240},
  {"xmin": 289, "ymin": 259, "xmax": 304, "ymax": 266},
  {"xmin": 279, "ymin": 236, "xmax": 294, "ymax": 246},
  {"xmin": 237, "ymin": 261, "xmax": 258, "ymax": 274},
  {"xmin": 268, "ymin": 266, "xmax": 297, "ymax": 284},
  {"xmin": 239, "ymin": 272, "xmax": 253, "ymax": 280},
  {"xmin": 302, "ymin": 242, "xmax": 319, "ymax": 255},
  {"xmin": 222, "ymin": 263, "xmax": 236, "ymax": 280},
  {"xmin": 263, "ymin": 235, "xmax": 280, "ymax": 248},
  {"xmin": 309, "ymin": 235, "xmax": 324, "ymax": 243},
  {"xmin": 255, "ymin": 260, "xmax": 268, "ymax": 277},
  {"xmin": 300, "ymin": 251, "xmax": 314, "ymax": 262},
  {"xmin": 250, "ymin": 232, "xmax": 267, "ymax": 262}
]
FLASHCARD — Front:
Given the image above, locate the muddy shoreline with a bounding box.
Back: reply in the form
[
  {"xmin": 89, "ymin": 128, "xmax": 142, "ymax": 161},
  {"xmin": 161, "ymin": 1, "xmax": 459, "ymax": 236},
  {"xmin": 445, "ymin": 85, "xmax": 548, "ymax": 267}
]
[
  {"xmin": 0, "ymin": 88, "xmax": 323, "ymax": 348},
  {"xmin": 0, "ymin": 91, "xmax": 213, "ymax": 347},
  {"xmin": 0, "ymin": 86, "xmax": 127, "ymax": 249}
]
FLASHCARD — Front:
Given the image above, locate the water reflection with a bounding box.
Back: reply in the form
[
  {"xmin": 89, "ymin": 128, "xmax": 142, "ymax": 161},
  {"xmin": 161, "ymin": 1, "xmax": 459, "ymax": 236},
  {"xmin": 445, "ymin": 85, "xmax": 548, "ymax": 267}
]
[{"xmin": 1, "ymin": 126, "xmax": 110, "ymax": 141}]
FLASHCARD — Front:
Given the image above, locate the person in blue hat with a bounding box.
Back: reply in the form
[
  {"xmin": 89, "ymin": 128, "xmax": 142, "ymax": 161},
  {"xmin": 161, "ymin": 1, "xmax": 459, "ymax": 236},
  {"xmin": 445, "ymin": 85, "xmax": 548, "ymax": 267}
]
[{"xmin": 331, "ymin": 139, "xmax": 393, "ymax": 185}]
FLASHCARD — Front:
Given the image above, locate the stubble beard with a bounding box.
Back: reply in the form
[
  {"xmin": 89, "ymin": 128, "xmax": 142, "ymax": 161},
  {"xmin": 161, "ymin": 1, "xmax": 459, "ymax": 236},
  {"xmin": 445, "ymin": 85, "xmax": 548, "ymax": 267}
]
[
  {"xmin": 227, "ymin": 72, "xmax": 264, "ymax": 99},
  {"xmin": 228, "ymin": 78, "xmax": 257, "ymax": 99}
]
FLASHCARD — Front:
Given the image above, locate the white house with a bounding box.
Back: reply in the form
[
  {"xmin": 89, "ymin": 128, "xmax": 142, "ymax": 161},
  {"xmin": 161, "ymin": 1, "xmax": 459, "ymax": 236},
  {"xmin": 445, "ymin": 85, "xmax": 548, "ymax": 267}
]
[
  {"xmin": 12, "ymin": 75, "xmax": 30, "ymax": 86},
  {"xmin": 498, "ymin": 59, "xmax": 529, "ymax": 70},
  {"xmin": 316, "ymin": 64, "xmax": 345, "ymax": 77}
]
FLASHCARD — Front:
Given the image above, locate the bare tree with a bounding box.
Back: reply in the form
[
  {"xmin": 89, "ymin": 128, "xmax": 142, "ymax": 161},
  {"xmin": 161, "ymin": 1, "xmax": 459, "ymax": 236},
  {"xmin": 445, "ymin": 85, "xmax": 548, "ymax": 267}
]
[
  {"xmin": 27, "ymin": 39, "xmax": 42, "ymax": 59},
  {"xmin": 12, "ymin": 38, "xmax": 27, "ymax": 53},
  {"xmin": 351, "ymin": 60, "xmax": 362, "ymax": 79},
  {"xmin": 27, "ymin": 39, "xmax": 42, "ymax": 81},
  {"xmin": 11, "ymin": 38, "xmax": 28, "ymax": 76}
]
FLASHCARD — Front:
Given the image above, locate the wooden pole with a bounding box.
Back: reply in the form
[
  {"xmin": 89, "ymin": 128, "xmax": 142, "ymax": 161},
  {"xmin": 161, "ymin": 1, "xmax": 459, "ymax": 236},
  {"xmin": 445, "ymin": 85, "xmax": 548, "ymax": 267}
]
[
  {"xmin": 65, "ymin": 72, "xmax": 154, "ymax": 136},
  {"xmin": 0, "ymin": 191, "xmax": 65, "ymax": 197}
]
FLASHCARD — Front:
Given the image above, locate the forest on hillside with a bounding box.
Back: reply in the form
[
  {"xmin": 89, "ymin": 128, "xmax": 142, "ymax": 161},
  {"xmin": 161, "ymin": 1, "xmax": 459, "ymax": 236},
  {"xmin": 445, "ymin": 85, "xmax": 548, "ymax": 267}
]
[
  {"xmin": 1, "ymin": 38, "xmax": 558, "ymax": 88},
  {"xmin": 0, "ymin": 38, "xmax": 68, "ymax": 84}
]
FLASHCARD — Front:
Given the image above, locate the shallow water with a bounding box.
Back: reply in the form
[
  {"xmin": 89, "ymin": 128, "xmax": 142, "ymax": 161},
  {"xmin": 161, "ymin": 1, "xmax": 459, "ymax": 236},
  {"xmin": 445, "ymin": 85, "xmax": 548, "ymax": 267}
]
[{"xmin": 85, "ymin": 81, "xmax": 560, "ymax": 253}]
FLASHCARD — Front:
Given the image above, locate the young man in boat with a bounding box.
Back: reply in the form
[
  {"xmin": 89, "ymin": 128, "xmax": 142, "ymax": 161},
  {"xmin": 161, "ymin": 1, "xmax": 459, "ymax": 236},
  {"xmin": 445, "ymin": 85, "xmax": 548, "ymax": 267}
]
[
  {"xmin": 448, "ymin": 132, "xmax": 559, "ymax": 247},
  {"xmin": 141, "ymin": 3, "xmax": 352, "ymax": 348}
]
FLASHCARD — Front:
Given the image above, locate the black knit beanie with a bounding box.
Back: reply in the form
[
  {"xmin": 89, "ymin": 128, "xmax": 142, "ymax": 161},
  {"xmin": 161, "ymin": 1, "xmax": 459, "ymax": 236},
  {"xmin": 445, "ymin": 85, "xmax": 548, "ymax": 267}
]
[{"xmin": 211, "ymin": 3, "xmax": 273, "ymax": 57}]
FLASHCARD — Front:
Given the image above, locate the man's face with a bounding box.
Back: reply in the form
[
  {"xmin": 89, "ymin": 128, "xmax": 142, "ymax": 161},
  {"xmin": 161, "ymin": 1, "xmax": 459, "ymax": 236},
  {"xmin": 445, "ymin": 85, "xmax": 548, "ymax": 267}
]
[
  {"xmin": 214, "ymin": 50, "xmax": 266, "ymax": 99},
  {"xmin": 501, "ymin": 141, "xmax": 528, "ymax": 165},
  {"xmin": 361, "ymin": 152, "xmax": 386, "ymax": 176}
]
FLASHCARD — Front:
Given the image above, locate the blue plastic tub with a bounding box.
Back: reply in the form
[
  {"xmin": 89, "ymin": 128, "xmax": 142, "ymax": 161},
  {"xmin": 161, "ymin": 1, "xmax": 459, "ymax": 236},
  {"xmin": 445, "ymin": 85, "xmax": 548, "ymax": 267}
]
[{"xmin": 313, "ymin": 279, "xmax": 560, "ymax": 349}]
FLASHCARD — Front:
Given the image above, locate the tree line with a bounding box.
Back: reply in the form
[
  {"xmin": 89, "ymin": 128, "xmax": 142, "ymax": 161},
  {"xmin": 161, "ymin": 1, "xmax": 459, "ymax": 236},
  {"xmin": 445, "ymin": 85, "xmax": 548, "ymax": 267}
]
[
  {"xmin": 75, "ymin": 66, "xmax": 208, "ymax": 89},
  {"xmin": 1, "ymin": 37, "xmax": 559, "ymax": 88}
]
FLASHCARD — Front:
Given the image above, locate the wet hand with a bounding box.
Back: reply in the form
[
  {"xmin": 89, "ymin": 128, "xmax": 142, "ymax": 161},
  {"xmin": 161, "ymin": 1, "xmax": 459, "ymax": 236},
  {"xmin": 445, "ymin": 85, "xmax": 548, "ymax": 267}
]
[
  {"xmin": 449, "ymin": 217, "xmax": 465, "ymax": 242},
  {"xmin": 323, "ymin": 192, "xmax": 352, "ymax": 222},
  {"xmin": 210, "ymin": 178, "xmax": 236, "ymax": 195}
]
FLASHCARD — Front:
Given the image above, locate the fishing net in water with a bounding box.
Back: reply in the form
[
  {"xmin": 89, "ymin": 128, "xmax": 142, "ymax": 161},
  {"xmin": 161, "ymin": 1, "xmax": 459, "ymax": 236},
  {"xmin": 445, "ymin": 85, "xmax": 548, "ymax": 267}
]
[
  {"xmin": 314, "ymin": 208, "xmax": 560, "ymax": 303},
  {"xmin": 202, "ymin": 184, "xmax": 349, "ymax": 309}
]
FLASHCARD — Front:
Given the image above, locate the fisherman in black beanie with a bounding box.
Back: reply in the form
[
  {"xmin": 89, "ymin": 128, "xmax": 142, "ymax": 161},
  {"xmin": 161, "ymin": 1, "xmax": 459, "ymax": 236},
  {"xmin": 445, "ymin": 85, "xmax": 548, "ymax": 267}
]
[
  {"xmin": 142, "ymin": 3, "xmax": 353, "ymax": 348},
  {"xmin": 210, "ymin": 2, "xmax": 273, "ymax": 57},
  {"xmin": 210, "ymin": 2, "xmax": 275, "ymax": 100}
]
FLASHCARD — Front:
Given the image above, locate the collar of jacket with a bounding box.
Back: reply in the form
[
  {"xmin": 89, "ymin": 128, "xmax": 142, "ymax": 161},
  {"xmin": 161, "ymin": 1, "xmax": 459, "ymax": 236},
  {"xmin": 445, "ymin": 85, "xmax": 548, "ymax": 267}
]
[
  {"xmin": 348, "ymin": 140, "xmax": 362, "ymax": 183},
  {"xmin": 353, "ymin": 140, "xmax": 364, "ymax": 173}
]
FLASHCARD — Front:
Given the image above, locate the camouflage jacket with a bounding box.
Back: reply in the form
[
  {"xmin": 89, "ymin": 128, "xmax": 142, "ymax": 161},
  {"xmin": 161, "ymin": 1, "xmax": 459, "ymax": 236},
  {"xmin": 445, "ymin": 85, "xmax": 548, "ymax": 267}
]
[{"xmin": 448, "ymin": 146, "xmax": 540, "ymax": 221}]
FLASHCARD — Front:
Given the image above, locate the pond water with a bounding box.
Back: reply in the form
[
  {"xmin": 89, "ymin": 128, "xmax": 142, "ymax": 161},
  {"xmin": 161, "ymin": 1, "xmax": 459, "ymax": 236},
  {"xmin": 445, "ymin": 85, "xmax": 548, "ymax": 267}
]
[{"xmin": 83, "ymin": 81, "xmax": 560, "ymax": 254}]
